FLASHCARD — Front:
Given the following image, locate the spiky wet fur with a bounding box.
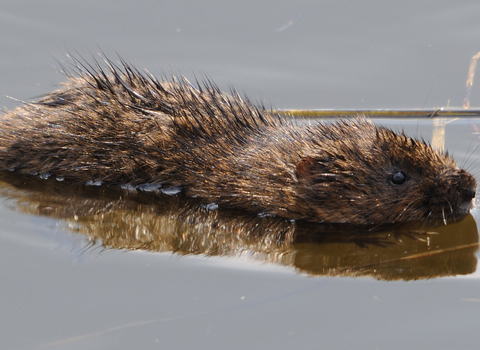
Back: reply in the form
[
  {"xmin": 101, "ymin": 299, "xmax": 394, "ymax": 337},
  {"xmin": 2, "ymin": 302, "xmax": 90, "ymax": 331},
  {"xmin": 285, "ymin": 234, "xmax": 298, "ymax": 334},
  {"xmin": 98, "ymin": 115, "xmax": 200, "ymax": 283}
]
[{"xmin": 0, "ymin": 57, "xmax": 476, "ymax": 225}]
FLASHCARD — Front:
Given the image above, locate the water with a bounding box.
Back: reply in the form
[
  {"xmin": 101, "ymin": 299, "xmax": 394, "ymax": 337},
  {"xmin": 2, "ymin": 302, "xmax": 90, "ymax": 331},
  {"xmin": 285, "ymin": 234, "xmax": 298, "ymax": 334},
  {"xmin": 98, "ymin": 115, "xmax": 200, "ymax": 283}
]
[{"xmin": 1, "ymin": 1, "xmax": 480, "ymax": 349}]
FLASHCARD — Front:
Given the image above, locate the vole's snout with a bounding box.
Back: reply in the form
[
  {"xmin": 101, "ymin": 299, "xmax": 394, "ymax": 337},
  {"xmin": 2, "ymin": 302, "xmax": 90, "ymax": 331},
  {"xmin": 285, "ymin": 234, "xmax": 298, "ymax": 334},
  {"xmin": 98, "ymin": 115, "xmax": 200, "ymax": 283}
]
[
  {"xmin": 455, "ymin": 169, "xmax": 477, "ymax": 205},
  {"xmin": 462, "ymin": 188, "xmax": 476, "ymax": 202}
]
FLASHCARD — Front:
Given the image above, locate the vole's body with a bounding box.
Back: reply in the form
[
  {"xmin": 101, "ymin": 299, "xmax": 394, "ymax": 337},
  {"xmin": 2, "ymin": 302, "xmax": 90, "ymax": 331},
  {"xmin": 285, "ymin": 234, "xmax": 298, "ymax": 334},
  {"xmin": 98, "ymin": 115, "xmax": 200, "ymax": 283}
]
[{"xmin": 0, "ymin": 60, "xmax": 476, "ymax": 225}]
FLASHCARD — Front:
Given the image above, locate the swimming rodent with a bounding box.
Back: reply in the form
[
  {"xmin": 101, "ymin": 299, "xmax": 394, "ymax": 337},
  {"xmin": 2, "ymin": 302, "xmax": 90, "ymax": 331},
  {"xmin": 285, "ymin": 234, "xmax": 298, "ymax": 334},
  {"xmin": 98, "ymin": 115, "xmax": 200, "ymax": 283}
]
[{"xmin": 0, "ymin": 58, "xmax": 476, "ymax": 225}]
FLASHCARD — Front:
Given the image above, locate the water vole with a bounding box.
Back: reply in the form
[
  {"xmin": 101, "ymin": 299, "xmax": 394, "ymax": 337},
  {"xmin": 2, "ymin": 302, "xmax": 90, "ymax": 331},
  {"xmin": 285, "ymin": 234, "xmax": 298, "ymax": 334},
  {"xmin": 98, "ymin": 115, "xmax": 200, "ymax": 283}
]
[{"xmin": 0, "ymin": 58, "xmax": 476, "ymax": 225}]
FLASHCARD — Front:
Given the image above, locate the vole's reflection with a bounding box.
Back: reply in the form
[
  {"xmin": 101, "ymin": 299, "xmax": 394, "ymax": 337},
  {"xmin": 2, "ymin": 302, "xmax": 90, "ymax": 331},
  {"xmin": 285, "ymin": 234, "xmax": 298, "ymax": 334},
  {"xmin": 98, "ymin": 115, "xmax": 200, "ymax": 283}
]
[{"xmin": 0, "ymin": 172, "xmax": 477, "ymax": 280}]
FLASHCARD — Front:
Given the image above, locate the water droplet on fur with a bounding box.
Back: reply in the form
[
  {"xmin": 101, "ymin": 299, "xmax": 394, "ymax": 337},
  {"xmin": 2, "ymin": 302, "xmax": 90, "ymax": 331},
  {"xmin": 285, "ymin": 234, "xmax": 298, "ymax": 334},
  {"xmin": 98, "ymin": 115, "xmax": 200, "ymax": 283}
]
[
  {"xmin": 137, "ymin": 183, "xmax": 163, "ymax": 192},
  {"xmin": 161, "ymin": 186, "xmax": 182, "ymax": 195},
  {"xmin": 120, "ymin": 183, "xmax": 137, "ymax": 191},
  {"xmin": 86, "ymin": 180, "xmax": 103, "ymax": 186},
  {"xmin": 204, "ymin": 203, "xmax": 218, "ymax": 210}
]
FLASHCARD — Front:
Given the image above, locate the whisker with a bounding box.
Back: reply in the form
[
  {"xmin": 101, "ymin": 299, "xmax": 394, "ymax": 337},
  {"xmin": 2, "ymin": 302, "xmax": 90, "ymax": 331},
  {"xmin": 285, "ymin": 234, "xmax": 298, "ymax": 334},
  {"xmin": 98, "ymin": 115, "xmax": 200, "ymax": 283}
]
[{"xmin": 461, "ymin": 137, "xmax": 479, "ymax": 170}]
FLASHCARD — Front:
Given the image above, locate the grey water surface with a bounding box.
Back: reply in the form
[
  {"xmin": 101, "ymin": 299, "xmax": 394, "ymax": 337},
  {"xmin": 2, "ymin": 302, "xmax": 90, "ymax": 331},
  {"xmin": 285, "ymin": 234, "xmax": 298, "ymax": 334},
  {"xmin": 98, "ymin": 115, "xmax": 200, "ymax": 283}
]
[{"xmin": 1, "ymin": 1, "xmax": 480, "ymax": 349}]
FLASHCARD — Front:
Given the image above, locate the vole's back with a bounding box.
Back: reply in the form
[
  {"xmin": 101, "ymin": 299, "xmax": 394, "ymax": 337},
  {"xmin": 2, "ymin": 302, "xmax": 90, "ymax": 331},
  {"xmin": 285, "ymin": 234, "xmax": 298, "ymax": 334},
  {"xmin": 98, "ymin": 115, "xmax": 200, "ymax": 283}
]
[{"xmin": 0, "ymin": 63, "xmax": 277, "ymax": 185}]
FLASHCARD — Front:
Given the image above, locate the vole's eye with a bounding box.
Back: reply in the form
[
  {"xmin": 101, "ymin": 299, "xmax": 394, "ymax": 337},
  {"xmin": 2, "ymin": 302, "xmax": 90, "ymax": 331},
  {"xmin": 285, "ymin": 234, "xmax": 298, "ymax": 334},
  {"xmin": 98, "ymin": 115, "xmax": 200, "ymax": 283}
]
[{"xmin": 390, "ymin": 170, "xmax": 408, "ymax": 185}]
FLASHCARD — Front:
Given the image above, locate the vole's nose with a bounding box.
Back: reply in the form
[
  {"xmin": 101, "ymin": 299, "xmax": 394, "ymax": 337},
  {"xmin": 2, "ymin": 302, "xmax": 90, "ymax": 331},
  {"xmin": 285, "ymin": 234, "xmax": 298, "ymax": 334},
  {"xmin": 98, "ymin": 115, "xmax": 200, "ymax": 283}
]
[{"xmin": 462, "ymin": 189, "xmax": 476, "ymax": 202}]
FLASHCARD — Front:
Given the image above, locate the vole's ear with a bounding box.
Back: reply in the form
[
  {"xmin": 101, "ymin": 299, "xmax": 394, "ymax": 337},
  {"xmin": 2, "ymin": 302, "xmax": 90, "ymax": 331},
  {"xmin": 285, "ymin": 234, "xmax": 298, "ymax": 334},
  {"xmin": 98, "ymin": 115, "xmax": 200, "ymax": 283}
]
[
  {"xmin": 295, "ymin": 156, "xmax": 319, "ymax": 181},
  {"xmin": 295, "ymin": 156, "xmax": 331, "ymax": 182},
  {"xmin": 295, "ymin": 156, "xmax": 314, "ymax": 180}
]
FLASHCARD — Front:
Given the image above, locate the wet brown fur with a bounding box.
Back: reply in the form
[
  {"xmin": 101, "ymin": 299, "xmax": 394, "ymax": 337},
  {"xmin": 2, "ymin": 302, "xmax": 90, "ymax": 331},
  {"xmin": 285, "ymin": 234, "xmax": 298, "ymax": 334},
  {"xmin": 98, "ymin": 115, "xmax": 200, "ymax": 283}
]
[{"xmin": 0, "ymin": 57, "xmax": 476, "ymax": 225}]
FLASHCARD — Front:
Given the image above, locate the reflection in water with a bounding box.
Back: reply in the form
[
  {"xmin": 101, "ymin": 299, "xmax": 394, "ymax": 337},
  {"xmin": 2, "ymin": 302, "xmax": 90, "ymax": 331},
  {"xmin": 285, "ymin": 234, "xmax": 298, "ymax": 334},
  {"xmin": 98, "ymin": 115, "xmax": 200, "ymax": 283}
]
[{"xmin": 0, "ymin": 171, "xmax": 477, "ymax": 280}]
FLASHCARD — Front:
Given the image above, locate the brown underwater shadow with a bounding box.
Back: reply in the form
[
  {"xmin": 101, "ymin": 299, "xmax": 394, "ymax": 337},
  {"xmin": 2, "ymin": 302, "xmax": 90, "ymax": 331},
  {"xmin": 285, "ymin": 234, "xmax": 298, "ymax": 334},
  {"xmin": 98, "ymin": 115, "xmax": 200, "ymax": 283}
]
[{"xmin": 0, "ymin": 171, "xmax": 477, "ymax": 280}]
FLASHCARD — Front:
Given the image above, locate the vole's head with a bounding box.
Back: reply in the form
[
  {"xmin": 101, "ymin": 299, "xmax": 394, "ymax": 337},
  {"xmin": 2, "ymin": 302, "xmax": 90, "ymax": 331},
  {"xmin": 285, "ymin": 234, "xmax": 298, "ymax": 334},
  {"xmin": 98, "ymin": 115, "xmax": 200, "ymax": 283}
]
[{"xmin": 294, "ymin": 120, "xmax": 477, "ymax": 225}]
